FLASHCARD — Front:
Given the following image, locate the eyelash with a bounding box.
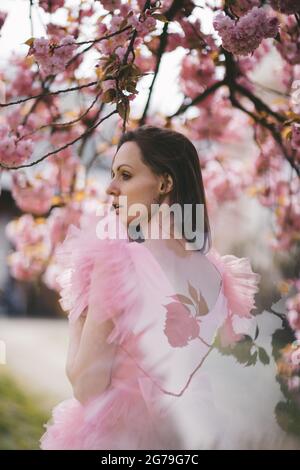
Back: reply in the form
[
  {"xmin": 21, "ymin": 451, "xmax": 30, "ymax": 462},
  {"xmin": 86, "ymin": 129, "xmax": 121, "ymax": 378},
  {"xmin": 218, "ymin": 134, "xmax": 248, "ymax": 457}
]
[{"xmin": 111, "ymin": 172, "xmax": 131, "ymax": 180}]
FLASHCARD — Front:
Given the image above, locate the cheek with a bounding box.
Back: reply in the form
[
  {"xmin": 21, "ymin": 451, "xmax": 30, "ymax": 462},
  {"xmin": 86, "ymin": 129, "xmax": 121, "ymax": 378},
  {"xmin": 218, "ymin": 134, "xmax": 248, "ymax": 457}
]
[
  {"xmin": 121, "ymin": 179, "xmax": 157, "ymax": 226},
  {"xmin": 127, "ymin": 178, "xmax": 157, "ymax": 206}
]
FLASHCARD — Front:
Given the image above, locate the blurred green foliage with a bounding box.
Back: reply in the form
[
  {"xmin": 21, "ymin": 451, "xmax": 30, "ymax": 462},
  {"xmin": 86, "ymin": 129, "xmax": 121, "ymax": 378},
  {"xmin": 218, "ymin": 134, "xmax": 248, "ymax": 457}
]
[{"xmin": 0, "ymin": 371, "xmax": 48, "ymax": 450}]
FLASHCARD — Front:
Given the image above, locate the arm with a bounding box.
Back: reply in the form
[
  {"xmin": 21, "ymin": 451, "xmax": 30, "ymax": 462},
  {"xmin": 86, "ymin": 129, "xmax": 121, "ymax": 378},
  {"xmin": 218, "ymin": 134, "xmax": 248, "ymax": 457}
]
[
  {"xmin": 66, "ymin": 307, "xmax": 118, "ymax": 405},
  {"xmin": 65, "ymin": 308, "xmax": 87, "ymax": 382}
]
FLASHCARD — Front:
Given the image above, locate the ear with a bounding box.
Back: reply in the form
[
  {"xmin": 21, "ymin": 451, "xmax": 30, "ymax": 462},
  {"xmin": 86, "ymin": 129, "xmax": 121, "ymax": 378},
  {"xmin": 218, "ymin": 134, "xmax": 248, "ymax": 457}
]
[{"xmin": 160, "ymin": 173, "xmax": 173, "ymax": 194}]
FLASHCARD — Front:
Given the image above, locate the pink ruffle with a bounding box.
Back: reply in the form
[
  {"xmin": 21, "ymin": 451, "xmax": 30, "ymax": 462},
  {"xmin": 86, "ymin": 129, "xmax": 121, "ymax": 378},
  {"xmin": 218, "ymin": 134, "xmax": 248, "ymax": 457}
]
[
  {"xmin": 207, "ymin": 247, "xmax": 261, "ymax": 319},
  {"xmin": 55, "ymin": 214, "xmax": 100, "ymax": 323},
  {"xmin": 40, "ymin": 381, "xmax": 182, "ymax": 450},
  {"xmin": 55, "ymin": 212, "xmax": 142, "ymax": 341}
]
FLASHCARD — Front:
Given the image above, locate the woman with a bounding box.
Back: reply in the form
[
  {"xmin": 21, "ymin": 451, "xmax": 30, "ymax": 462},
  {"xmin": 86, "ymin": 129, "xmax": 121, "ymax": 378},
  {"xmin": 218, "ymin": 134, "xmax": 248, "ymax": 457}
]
[{"xmin": 40, "ymin": 125, "xmax": 260, "ymax": 450}]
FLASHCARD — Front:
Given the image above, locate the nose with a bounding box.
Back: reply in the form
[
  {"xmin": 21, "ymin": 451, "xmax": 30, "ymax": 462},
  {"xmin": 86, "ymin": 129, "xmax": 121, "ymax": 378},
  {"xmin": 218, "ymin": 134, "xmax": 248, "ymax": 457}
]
[{"xmin": 105, "ymin": 178, "xmax": 120, "ymax": 197}]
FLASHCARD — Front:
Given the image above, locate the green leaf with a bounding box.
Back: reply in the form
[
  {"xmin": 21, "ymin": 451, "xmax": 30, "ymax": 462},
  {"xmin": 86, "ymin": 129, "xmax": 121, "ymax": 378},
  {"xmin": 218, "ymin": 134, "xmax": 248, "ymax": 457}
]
[
  {"xmin": 214, "ymin": 334, "xmax": 255, "ymax": 366},
  {"xmin": 275, "ymin": 401, "xmax": 300, "ymax": 436},
  {"xmin": 245, "ymin": 350, "xmax": 257, "ymax": 367},
  {"xmin": 24, "ymin": 37, "xmax": 35, "ymax": 47},
  {"xmin": 188, "ymin": 281, "xmax": 198, "ymax": 305},
  {"xmin": 101, "ymin": 88, "xmax": 116, "ymax": 103},
  {"xmin": 152, "ymin": 13, "xmax": 169, "ymax": 23},
  {"xmin": 125, "ymin": 84, "xmax": 138, "ymax": 94},
  {"xmin": 169, "ymin": 294, "xmax": 194, "ymax": 306},
  {"xmin": 258, "ymin": 347, "xmax": 270, "ymax": 365},
  {"xmin": 197, "ymin": 292, "xmax": 209, "ymax": 316},
  {"xmin": 117, "ymin": 101, "xmax": 130, "ymax": 122}
]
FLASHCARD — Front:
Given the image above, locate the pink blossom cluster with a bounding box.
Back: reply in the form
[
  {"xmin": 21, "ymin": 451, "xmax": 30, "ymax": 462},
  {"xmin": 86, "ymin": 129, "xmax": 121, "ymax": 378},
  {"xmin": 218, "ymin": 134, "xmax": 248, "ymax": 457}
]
[
  {"xmin": 11, "ymin": 171, "xmax": 56, "ymax": 215},
  {"xmin": 185, "ymin": 92, "xmax": 245, "ymax": 144},
  {"xmin": 134, "ymin": 53, "xmax": 155, "ymax": 74},
  {"xmin": 253, "ymin": 139, "xmax": 282, "ymax": 180},
  {"xmin": 5, "ymin": 162, "xmax": 110, "ymax": 284},
  {"xmin": 202, "ymin": 160, "xmax": 245, "ymax": 214},
  {"xmin": 30, "ymin": 35, "xmax": 76, "ymax": 77},
  {"xmin": 287, "ymin": 375, "xmax": 300, "ymax": 392},
  {"xmin": 38, "ymin": 0, "xmax": 65, "ymax": 14},
  {"xmin": 50, "ymin": 154, "xmax": 80, "ymax": 194},
  {"xmin": 251, "ymin": 139, "xmax": 299, "ymax": 253},
  {"xmin": 270, "ymin": 0, "xmax": 300, "ymax": 14},
  {"xmin": 5, "ymin": 202, "xmax": 81, "ymax": 284},
  {"xmin": 7, "ymin": 251, "xmax": 47, "ymax": 281},
  {"xmin": 286, "ymin": 289, "xmax": 300, "ymax": 340},
  {"xmin": 6, "ymin": 213, "xmax": 47, "ymax": 248},
  {"xmin": 9, "ymin": 65, "xmax": 40, "ymax": 99},
  {"xmin": 97, "ymin": 10, "xmax": 156, "ymax": 60},
  {"xmin": 291, "ymin": 124, "xmax": 300, "ymax": 150},
  {"xmin": 48, "ymin": 129, "xmax": 83, "ymax": 191},
  {"xmin": 0, "ymin": 124, "xmax": 33, "ymax": 167},
  {"xmin": 180, "ymin": 53, "xmax": 216, "ymax": 99},
  {"xmin": 48, "ymin": 206, "xmax": 81, "ymax": 246},
  {"xmin": 268, "ymin": 179, "xmax": 300, "ymax": 251},
  {"xmin": 3, "ymin": 106, "xmax": 53, "ymax": 150},
  {"xmin": 5, "ymin": 214, "xmax": 50, "ymax": 281},
  {"xmin": 96, "ymin": 19, "xmax": 132, "ymax": 57},
  {"xmin": 127, "ymin": 11, "xmax": 156, "ymax": 36},
  {"xmin": 213, "ymin": 7, "xmax": 279, "ymax": 56},
  {"xmin": 276, "ymin": 16, "xmax": 300, "ymax": 65},
  {"xmin": 278, "ymin": 342, "xmax": 300, "ymax": 392},
  {"xmin": 100, "ymin": 0, "xmax": 122, "ymax": 12}
]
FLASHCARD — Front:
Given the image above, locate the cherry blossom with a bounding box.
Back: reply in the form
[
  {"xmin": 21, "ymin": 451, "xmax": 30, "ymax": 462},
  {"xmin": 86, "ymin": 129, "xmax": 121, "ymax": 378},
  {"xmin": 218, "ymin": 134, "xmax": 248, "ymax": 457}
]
[
  {"xmin": 11, "ymin": 172, "xmax": 56, "ymax": 215},
  {"xmin": 213, "ymin": 7, "xmax": 279, "ymax": 56},
  {"xmin": 29, "ymin": 35, "xmax": 76, "ymax": 78}
]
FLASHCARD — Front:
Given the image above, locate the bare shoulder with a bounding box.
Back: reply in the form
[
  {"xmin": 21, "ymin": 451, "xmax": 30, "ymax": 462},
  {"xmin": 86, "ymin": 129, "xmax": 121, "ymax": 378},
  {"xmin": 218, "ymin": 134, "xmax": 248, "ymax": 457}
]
[{"xmin": 143, "ymin": 238, "xmax": 222, "ymax": 310}]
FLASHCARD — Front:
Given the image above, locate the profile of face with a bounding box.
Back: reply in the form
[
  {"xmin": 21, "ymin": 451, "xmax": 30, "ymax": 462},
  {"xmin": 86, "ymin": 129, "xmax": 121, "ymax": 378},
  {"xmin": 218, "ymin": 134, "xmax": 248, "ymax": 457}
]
[{"xmin": 106, "ymin": 141, "xmax": 173, "ymax": 231}]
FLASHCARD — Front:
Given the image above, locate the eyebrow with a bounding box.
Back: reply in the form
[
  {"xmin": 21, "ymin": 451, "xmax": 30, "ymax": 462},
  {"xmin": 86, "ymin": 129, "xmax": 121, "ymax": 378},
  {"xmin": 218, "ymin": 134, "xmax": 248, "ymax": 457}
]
[{"xmin": 111, "ymin": 164, "xmax": 133, "ymax": 176}]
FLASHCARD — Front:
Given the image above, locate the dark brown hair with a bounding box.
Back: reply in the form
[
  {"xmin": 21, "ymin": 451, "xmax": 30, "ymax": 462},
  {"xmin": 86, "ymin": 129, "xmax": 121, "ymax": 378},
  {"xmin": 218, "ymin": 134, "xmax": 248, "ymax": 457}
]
[{"xmin": 116, "ymin": 125, "xmax": 211, "ymax": 253}]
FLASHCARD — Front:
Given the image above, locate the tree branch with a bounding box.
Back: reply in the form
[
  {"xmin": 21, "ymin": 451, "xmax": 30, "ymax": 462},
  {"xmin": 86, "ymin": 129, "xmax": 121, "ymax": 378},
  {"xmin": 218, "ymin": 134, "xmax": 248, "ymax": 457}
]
[
  {"xmin": 169, "ymin": 80, "xmax": 225, "ymax": 118},
  {"xmin": 139, "ymin": 0, "xmax": 186, "ymax": 125}
]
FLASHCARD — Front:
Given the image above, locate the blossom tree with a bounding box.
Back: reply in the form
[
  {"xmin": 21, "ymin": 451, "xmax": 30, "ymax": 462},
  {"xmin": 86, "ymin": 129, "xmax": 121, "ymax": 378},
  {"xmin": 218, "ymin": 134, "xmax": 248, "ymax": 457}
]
[{"xmin": 0, "ymin": 0, "xmax": 300, "ymax": 433}]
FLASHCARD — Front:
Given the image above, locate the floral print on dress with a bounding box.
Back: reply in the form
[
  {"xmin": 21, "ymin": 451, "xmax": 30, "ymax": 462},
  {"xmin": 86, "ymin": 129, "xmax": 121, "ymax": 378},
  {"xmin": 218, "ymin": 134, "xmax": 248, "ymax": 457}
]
[{"xmin": 163, "ymin": 281, "xmax": 211, "ymax": 348}]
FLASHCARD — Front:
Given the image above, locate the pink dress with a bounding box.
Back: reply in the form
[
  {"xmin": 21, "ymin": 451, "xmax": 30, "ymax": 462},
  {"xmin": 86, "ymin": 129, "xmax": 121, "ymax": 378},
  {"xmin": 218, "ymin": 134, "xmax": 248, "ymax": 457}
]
[{"xmin": 39, "ymin": 211, "xmax": 261, "ymax": 450}]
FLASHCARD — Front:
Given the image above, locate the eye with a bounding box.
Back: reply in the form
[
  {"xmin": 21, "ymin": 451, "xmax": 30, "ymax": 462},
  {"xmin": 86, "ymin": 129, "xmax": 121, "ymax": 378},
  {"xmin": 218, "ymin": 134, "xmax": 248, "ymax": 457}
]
[{"xmin": 121, "ymin": 173, "xmax": 131, "ymax": 180}]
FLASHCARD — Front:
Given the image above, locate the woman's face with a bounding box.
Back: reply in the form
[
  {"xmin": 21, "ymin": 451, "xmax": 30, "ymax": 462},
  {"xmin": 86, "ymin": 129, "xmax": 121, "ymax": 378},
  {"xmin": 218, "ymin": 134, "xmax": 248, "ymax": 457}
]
[{"xmin": 106, "ymin": 141, "xmax": 166, "ymax": 228}]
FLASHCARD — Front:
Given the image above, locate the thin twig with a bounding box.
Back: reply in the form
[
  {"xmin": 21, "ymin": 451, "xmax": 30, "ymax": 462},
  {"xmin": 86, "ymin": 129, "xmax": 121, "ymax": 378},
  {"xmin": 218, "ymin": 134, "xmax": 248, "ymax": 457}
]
[
  {"xmin": 17, "ymin": 90, "xmax": 102, "ymax": 142},
  {"xmin": 0, "ymin": 81, "xmax": 98, "ymax": 107},
  {"xmin": 0, "ymin": 109, "xmax": 118, "ymax": 170}
]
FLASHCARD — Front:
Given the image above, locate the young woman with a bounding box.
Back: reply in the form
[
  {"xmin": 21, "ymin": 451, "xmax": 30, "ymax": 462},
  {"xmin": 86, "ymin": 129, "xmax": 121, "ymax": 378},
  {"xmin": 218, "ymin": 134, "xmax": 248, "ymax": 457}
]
[{"xmin": 40, "ymin": 125, "xmax": 260, "ymax": 450}]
